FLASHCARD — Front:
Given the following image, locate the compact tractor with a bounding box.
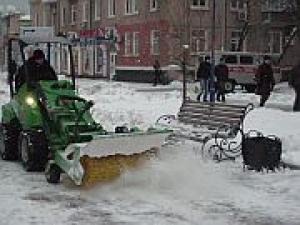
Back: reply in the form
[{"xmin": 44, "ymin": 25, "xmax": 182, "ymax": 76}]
[{"xmin": 0, "ymin": 36, "xmax": 169, "ymax": 186}]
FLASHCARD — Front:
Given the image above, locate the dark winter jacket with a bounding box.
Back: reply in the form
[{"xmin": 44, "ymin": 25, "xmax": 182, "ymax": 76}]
[
  {"xmin": 255, "ymin": 63, "xmax": 275, "ymax": 95},
  {"xmin": 153, "ymin": 63, "xmax": 162, "ymax": 77},
  {"xmin": 215, "ymin": 64, "xmax": 229, "ymax": 81},
  {"xmin": 15, "ymin": 60, "xmax": 57, "ymax": 91},
  {"xmin": 197, "ymin": 61, "xmax": 211, "ymax": 80},
  {"xmin": 289, "ymin": 64, "xmax": 300, "ymax": 90}
]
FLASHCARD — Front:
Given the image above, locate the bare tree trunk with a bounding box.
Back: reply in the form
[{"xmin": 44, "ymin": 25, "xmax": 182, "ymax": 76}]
[{"xmin": 296, "ymin": 0, "xmax": 300, "ymax": 40}]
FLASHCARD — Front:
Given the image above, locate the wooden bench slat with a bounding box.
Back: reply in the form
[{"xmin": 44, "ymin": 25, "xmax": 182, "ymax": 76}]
[
  {"xmin": 178, "ymin": 111, "xmax": 244, "ymax": 119},
  {"xmin": 181, "ymin": 106, "xmax": 246, "ymax": 113},
  {"xmin": 179, "ymin": 117, "xmax": 240, "ymax": 128},
  {"xmin": 178, "ymin": 112, "xmax": 241, "ymax": 123},
  {"xmin": 176, "ymin": 131, "xmax": 233, "ymax": 142},
  {"xmin": 184, "ymin": 100, "xmax": 248, "ymax": 109}
]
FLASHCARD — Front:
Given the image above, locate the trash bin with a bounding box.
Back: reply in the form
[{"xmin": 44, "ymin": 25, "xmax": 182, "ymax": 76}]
[{"xmin": 242, "ymin": 131, "xmax": 282, "ymax": 172}]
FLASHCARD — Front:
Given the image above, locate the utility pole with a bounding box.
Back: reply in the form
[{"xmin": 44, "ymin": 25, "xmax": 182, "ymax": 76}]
[
  {"xmin": 183, "ymin": 44, "xmax": 189, "ymax": 102},
  {"xmin": 224, "ymin": 0, "xmax": 228, "ymax": 51},
  {"xmin": 89, "ymin": 0, "xmax": 93, "ymax": 29},
  {"xmin": 211, "ymin": 0, "xmax": 216, "ymax": 67},
  {"xmin": 182, "ymin": 0, "xmax": 190, "ymax": 103},
  {"xmin": 210, "ymin": 0, "xmax": 216, "ymax": 102}
]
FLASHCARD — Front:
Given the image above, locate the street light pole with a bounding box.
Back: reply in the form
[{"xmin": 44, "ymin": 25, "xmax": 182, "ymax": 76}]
[
  {"xmin": 183, "ymin": 44, "xmax": 189, "ymax": 103},
  {"xmin": 211, "ymin": 0, "xmax": 216, "ymax": 68},
  {"xmin": 210, "ymin": 0, "xmax": 216, "ymax": 103}
]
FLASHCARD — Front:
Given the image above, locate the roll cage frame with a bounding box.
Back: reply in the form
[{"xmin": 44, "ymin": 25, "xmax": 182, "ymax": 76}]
[{"xmin": 7, "ymin": 36, "xmax": 75, "ymax": 98}]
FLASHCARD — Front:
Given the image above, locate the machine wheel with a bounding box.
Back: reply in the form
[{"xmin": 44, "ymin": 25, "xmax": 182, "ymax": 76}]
[
  {"xmin": 19, "ymin": 131, "xmax": 49, "ymax": 172},
  {"xmin": 245, "ymin": 84, "xmax": 256, "ymax": 93},
  {"xmin": 0, "ymin": 123, "xmax": 19, "ymax": 160},
  {"xmin": 224, "ymin": 80, "xmax": 236, "ymax": 93},
  {"xmin": 19, "ymin": 132, "xmax": 35, "ymax": 171},
  {"xmin": 45, "ymin": 163, "xmax": 61, "ymax": 184}
]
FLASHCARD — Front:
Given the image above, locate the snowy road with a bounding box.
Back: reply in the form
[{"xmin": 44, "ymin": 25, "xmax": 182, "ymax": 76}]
[{"xmin": 1, "ymin": 74, "xmax": 300, "ymax": 225}]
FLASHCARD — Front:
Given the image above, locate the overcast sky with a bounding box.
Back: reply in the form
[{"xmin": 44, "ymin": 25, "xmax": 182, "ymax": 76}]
[{"xmin": 0, "ymin": 0, "xmax": 29, "ymax": 14}]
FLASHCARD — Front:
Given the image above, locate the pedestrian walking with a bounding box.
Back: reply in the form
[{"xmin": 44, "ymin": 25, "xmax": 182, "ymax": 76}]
[
  {"xmin": 215, "ymin": 57, "xmax": 229, "ymax": 102},
  {"xmin": 289, "ymin": 63, "xmax": 300, "ymax": 111},
  {"xmin": 153, "ymin": 60, "xmax": 161, "ymax": 86},
  {"xmin": 196, "ymin": 56, "xmax": 214, "ymax": 102},
  {"xmin": 255, "ymin": 55, "xmax": 275, "ymax": 107}
]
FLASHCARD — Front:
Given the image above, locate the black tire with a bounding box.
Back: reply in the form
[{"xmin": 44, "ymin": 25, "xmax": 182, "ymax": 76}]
[
  {"xmin": 19, "ymin": 132, "xmax": 35, "ymax": 171},
  {"xmin": 45, "ymin": 163, "xmax": 61, "ymax": 184},
  {"xmin": 19, "ymin": 131, "xmax": 49, "ymax": 172},
  {"xmin": 245, "ymin": 84, "xmax": 256, "ymax": 93},
  {"xmin": 224, "ymin": 80, "xmax": 236, "ymax": 93},
  {"xmin": 0, "ymin": 123, "xmax": 19, "ymax": 160}
]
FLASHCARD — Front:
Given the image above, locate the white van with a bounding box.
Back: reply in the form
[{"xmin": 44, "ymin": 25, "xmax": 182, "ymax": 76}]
[{"xmin": 197, "ymin": 52, "xmax": 282, "ymax": 92}]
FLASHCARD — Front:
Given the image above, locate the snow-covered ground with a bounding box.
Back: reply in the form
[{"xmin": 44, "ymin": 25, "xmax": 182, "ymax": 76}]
[{"xmin": 1, "ymin": 72, "xmax": 300, "ymax": 225}]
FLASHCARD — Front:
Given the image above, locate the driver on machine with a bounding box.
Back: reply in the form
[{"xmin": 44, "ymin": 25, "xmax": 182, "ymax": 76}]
[{"xmin": 15, "ymin": 49, "xmax": 58, "ymax": 91}]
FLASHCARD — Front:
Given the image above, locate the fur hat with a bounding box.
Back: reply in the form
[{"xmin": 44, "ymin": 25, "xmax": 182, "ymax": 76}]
[{"xmin": 32, "ymin": 49, "xmax": 45, "ymax": 60}]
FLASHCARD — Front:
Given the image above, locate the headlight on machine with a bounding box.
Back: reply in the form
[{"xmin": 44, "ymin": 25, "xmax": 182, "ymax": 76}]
[{"xmin": 25, "ymin": 96, "xmax": 37, "ymax": 107}]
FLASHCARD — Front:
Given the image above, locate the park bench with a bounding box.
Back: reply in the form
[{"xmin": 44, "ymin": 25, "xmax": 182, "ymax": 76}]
[{"xmin": 156, "ymin": 100, "xmax": 254, "ymax": 159}]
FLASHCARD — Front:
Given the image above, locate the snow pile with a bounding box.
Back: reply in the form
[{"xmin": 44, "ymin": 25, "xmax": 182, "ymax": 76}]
[{"xmin": 77, "ymin": 79, "xmax": 182, "ymax": 131}]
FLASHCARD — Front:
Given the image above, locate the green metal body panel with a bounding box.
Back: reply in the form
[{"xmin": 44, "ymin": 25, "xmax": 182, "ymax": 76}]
[
  {"xmin": 37, "ymin": 80, "xmax": 106, "ymax": 147},
  {"xmin": 2, "ymin": 79, "xmax": 106, "ymax": 152},
  {"xmin": 2, "ymin": 88, "xmax": 44, "ymax": 128},
  {"xmin": 15, "ymin": 85, "xmax": 44, "ymax": 129}
]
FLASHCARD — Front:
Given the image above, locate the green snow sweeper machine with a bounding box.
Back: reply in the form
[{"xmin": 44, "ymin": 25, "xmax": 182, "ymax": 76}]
[{"xmin": 0, "ymin": 36, "xmax": 170, "ymax": 186}]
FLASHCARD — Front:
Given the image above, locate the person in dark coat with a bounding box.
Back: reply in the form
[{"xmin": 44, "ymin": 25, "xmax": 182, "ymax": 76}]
[
  {"xmin": 215, "ymin": 57, "xmax": 229, "ymax": 102},
  {"xmin": 197, "ymin": 56, "xmax": 214, "ymax": 102},
  {"xmin": 153, "ymin": 60, "xmax": 161, "ymax": 86},
  {"xmin": 15, "ymin": 49, "xmax": 57, "ymax": 91},
  {"xmin": 255, "ymin": 55, "xmax": 275, "ymax": 107},
  {"xmin": 7, "ymin": 60, "xmax": 17, "ymax": 85},
  {"xmin": 289, "ymin": 63, "xmax": 300, "ymax": 111}
]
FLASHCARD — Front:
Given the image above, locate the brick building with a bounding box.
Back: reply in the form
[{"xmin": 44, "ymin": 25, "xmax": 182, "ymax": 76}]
[
  {"xmin": 29, "ymin": 0, "xmax": 299, "ymax": 81},
  {"xmin": 247, "ymin": 0, "xmax": 299, "ymax": 72},
  {"xmin": 0, "ymin": 12, "xmax": 32, "ymax": 71}
]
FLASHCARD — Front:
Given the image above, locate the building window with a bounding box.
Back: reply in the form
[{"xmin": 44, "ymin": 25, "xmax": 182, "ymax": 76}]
[
  {"xmin": 230, "ymin": 0, "xmax": 245, "ymax": 11},
  {"xmin": 124, "ymin": 32, "xmax": 131, "ymax": 56},
  {"xmin": 82, "ymin": 2, "xmax": 88, "ymax": 22},
  {"xmin": 61, "ymin": 7, "xmax": 66, "ymax": 27},
  {"xmin": 224, "ymin": 55, "xmax": 238, "ymax": 64},
  {"xmin": 151, "ymin": 30, "xmax": 160, "ymax": 55},
  {"xmin": 191, "ymin": 29, "xmax": 207, "ymax": 52},
  {"xmin": 71, "ymin": 5, "xmax": 77, "ymax": 25},
  {"xmin": 108, "ymin": 0, "xmax": 116, "ymax": 17},
  {"xmin": 231, "ymin": 30, "xmax": 242, "ymax": 51},
  {"xmin": 284, "ymin": 28, "xmax": 296, "ymax": 46},
  {"xmin": 132, "ymin": 32, "xmax": 139, "ymax": 56},
  {"xmin": 267, "ymin": 31, "xmax": 282, "ymax": 54},
  {"xmin": 95, "ymin": 0, "xmax": 101, "ymax": 20},
  {"xmin": 262, "ymin": 0, "xmax": 287, "ymax": 12},
  {"xmin": 125, "ymin": 0, "xmax": 138, "ymax": 15},
  {"xmin": 150, "ymin": 0, "xmax": 158, "ymax": 11},
  {"xmin": 123, "ymin": 31, "xmax": 139, "ymax": 56},
  {"xmin": 105, "ymin": 27, "xmax": 116, "ymax": 40},
  {"xmin": 191, "ymin": 0, "xmax": 209, "ymax": 9}
]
